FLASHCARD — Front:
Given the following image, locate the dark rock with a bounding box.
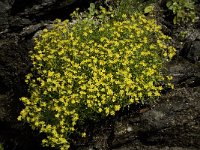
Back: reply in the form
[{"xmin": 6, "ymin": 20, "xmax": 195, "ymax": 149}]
[
  {"xmin": 187, "ymin": 40, "xmax": 200, "ymax": 62},
  {"xmin": 9, "ymin": 16, "xmax": 32, "ymax": 32},
  {"xmin": 180, "ymin": 40, "xmax": 200, "ymax": 63},
  {"xmin": 167, "ymin": 57, "xmax": 200, "ymax": 87},
  {"xmin": 0, "ymin": 0, "xmax": 12, "ymax": 31},
  {"xmin": 178, "ymin": 28, "xmax": 200, "ymax": 63}
]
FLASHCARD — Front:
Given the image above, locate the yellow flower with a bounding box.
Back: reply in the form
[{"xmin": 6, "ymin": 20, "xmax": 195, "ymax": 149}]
[
  {"xmin": 114, "ymin": 105, "xmax": 121, "ymax": 111},
  {"xmin": 163, "ymin": 52, "xmax": 168, "ymax": 57},
  {"xmin": 107, "ymin": 89, "xmax": 113, "ymax": 96},
  {"xmin": 48, "ymin": 71, "xmax": 54, "ymax": 77},
  {"xmin": 98, "ymin": 108, "xmax": 103, "ymax": 113},
  {"xmin": 81, "ymin": 132, "xmax": 86, "ymax": 138},
  {"xmin": 110, "ymin": 110, "xmax": 115, "ymax": 116},
  {"xmin": 89, "ymin": 30, "xmax": 93, "ymax": 34},
  {"xmin": 83, "ymin": 32, "xmax": 88, "ymax": 37},
  {"xmin": 154, "ymin": 91, "xmax": 161, "ymax": 96},
  {"xmin": 105, "ymin": 107, "xmax": 109, "ymax": 115},
  {"xmin": 71, "ymin": 99, "xmax": 76, "ymax": 104},
  {"xmin": 147, "ymin": 91, "xmax": 152, "ymax": 97},
  {"xmin": 99, "ymin": 27, "xmax": 105, "ymax": 31},
  {"xmin": 143, "ymin": 37, "xmax": 148, "ymax": 43}
]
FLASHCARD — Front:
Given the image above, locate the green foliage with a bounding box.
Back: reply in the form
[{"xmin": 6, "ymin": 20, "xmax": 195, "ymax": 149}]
[
  {"xmin": 166, "ymin": 0, "xmax": 197, "ymax": 24},
  {"xmin": 111, "ymin": 0, "xmax": 159, "ymax": 20},
  {"xmin": 144, "ymin": 5, "xmax": 155, "ymax": 14},
  {"xmin": 112, "ymin": 0, "xmax": 141, "ymax": 16},
  {"xmin": 18, "ymin": 3, "xmax": 176, "ymax": 150},
  {"xmin": 112, "ymin": 0, "xmax": 156, "ymax": 17}
]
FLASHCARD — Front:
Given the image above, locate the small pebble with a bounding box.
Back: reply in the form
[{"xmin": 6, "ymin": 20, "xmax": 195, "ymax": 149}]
[{"xmin": 127, "ymin": 126, "xmax": 133, "ymax": 132}]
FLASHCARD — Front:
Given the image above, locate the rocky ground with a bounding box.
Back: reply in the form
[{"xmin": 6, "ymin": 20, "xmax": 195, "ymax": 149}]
[{"xmin": 0, "ymin": 0, "xmax": 200, "ymax": 150}]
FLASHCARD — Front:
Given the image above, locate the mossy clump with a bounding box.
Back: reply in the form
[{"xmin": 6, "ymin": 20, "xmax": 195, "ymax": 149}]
[{"xmin": 18, "ymin": 4, "xmax": 176, "ymax": 150}]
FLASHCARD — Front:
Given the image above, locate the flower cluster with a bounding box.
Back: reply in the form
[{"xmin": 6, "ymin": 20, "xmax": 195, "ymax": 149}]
[{"xmin": 18, "ymin": 4, "xmax": 176, "ymax": 150}]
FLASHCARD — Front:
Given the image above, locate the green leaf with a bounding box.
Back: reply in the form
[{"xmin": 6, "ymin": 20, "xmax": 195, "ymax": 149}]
[
  {"xmin": 173, "ymin": 16, "xmax": 177, "ymax": 24},
  {"xmin": 176, "ymin": 10, "xmax": 183, "ymax": 18},
  {"xmin": 144, "ymin": 5, "xmax": 154, "ymax": 14},
  {"xmin": 90, "ymin": 3, "xmax": 95, "ymax": 10},
  {"xmin": 166, "ymin": 1, "xmax": 172, "ymax": 8}
]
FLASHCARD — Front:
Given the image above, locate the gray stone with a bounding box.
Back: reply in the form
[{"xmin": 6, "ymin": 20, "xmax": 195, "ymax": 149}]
[{"xmin": 188, "ymin": 40, "xmax": 200, "ymax": 62}]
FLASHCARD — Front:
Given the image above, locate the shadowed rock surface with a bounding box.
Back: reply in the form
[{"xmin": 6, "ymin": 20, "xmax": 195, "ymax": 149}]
[{"xmin": 0, "ymin": 0, "xmax": 200, "ymax": 150}]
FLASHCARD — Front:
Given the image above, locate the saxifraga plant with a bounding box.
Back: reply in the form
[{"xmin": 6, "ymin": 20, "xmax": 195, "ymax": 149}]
[{"xmin": 18, "ymin": 3, "xmax": 176, "ymax": 150}]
